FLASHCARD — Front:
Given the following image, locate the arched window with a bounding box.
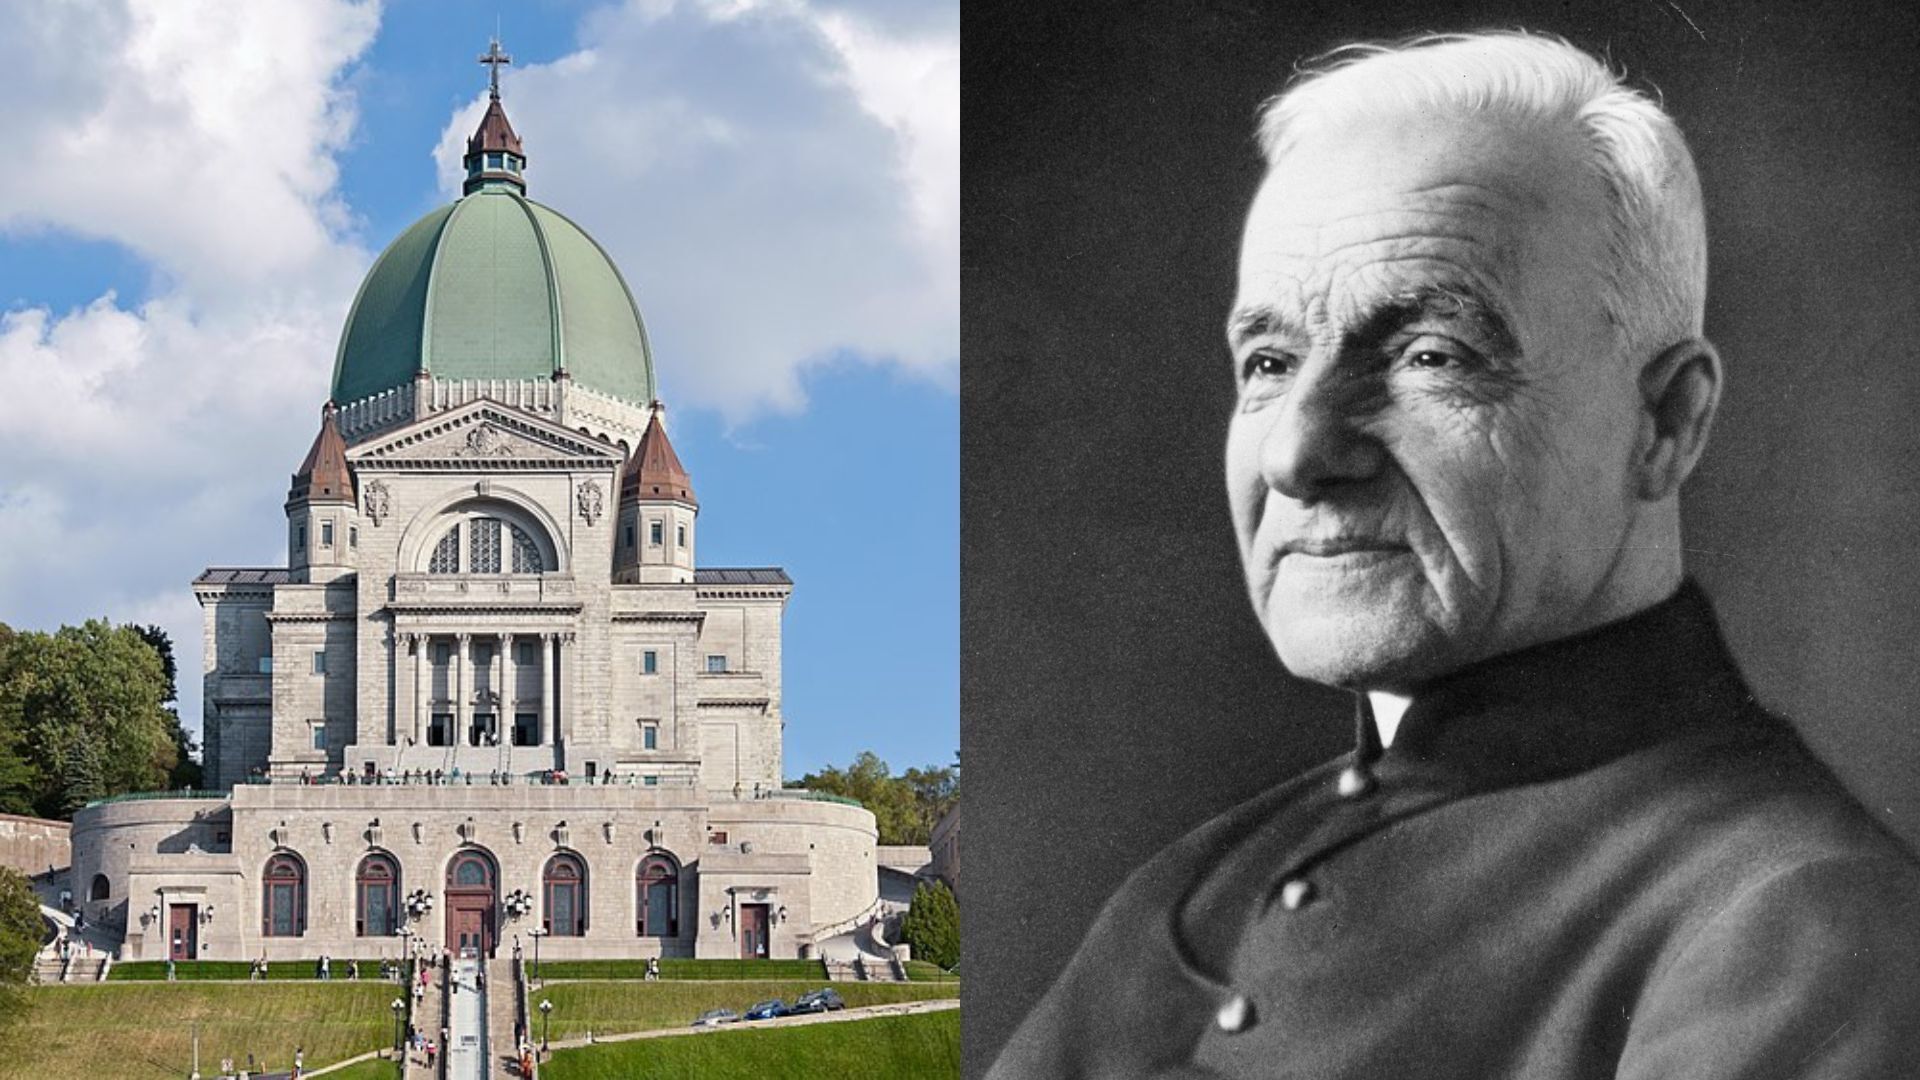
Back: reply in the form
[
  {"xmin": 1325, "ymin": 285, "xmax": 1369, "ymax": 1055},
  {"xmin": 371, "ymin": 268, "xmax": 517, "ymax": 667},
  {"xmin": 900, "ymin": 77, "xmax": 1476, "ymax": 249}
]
[
  {"xmin": 637, "ymin": 852, "xmax": 679, "ymax": 937},
  {"xmin": 89, "ymin": 874, "xmax": 109, "ymax": 901},
  {"xmin": 425, "ymin": 517, "xmax": 546, "ymax": 574},
  {"xmin": 262, "ymin": 852, "xmax": 306, "ymax": 937},
  {"xmin": 356, "ymin": 852, "xmax": 400, "ymax": 937},
  {"xmin": 450, "ymin": 852, "xmax": 494, "ymax": 889},
  {"xmin": 544, "ymin": 853, "xmax": 587, "ymax": 937}
]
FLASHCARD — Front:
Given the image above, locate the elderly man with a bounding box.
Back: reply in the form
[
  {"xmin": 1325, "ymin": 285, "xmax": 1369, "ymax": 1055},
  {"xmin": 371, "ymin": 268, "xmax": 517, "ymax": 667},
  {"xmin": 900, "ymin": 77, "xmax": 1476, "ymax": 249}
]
[{"xmin": 988, "ymin": 33, "xmax": 1920, "ymax": 1079}]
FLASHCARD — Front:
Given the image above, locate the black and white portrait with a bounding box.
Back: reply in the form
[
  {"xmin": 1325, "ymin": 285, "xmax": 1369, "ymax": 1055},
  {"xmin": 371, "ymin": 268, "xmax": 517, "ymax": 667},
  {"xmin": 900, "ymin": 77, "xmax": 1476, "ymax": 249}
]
[{"xmin": 963, "ymin": 2, "xmax": 1920, "ymax": 1076}]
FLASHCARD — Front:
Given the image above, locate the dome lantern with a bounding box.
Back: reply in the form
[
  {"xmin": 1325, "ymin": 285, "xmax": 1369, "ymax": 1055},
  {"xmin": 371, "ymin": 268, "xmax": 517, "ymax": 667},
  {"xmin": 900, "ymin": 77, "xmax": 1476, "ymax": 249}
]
[{"xmin": 464, "ymin": 38, "xmax": 527, "ymax": 195}]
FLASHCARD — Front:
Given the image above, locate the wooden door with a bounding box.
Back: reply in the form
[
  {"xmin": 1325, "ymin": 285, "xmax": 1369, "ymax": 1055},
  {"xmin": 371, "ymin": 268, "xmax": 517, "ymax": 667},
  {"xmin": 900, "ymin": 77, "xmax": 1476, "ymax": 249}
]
[
  {"xmin": 448, "ymin": 897, "xmax": 492, "ymax": 957},
  {"xmin": 168, "ymin": 904, "xmax": 197, "ymax": 960},
  {"xmin": 739, "ymin": 903, "xmax": 770, "ymax": 959}
]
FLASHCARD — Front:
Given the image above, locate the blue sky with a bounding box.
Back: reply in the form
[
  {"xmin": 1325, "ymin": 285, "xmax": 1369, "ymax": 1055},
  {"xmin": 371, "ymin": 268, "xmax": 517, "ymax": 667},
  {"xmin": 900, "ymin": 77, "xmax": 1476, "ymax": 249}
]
[{"xmin": 0, "ymin": 0, "xmax": 957, "ymax": 779}]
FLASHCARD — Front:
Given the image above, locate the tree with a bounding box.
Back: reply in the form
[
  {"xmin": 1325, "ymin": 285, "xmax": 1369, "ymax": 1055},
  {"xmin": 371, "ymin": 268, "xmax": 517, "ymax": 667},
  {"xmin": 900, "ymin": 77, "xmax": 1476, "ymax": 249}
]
[
  {"xmin": 0, "ymin": 867, "xmax": 41, "ymax": 986},
  {"xmin": 790, "ymin": 752, "xmax": 960, "ymax": 846},
  {"xmin": 899, "ymin": 880, "xmax": 959, "ymax": 970},
  {"xmin": 0, "ymin": 620, "xmax": 181, "ymax": 819},
  {"xmin": 136, "ymin": 624, "xmax": 202, "ymax": 790}
]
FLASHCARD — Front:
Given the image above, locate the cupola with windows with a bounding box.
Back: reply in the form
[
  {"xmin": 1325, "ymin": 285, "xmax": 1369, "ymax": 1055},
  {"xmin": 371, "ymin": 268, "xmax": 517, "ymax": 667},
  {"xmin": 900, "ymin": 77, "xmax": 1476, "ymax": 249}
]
[
  {"xmin": 286, "ymin": 403, "xmax": 359, "ymax": 584},
  {"xmin": 615, "ymin": 403, "xmax": 698, "ymax": 585}
]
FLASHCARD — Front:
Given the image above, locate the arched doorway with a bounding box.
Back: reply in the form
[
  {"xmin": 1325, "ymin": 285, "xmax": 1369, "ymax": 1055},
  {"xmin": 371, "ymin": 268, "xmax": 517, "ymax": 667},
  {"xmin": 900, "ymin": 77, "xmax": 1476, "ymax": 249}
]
[{"xmin": 444, "ymin": 848, "xmax": 498, "ymax": 957}]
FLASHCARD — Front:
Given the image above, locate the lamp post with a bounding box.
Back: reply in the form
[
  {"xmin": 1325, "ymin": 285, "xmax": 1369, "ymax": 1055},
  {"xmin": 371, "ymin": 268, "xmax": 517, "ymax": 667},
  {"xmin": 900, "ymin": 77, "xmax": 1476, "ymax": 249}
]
[
  {"xmin": 390, "ymin": 997, "xmax": 405, "ymax": 1053},
  {"xmin": 528, "ymin": 926, "xmax": 546, "ymax": 985},
  {"xmin": 539, "ymin": 998, "xmax": 553, "ymax": 1052}
]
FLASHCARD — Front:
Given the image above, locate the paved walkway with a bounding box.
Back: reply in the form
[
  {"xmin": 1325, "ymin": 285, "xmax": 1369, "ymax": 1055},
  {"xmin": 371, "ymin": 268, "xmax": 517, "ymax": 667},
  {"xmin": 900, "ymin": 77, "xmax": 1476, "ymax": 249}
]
[
  {"xmin": 541, "ymin": 997, "xmax": 959, "ymax": 1053},
  {"xmin": 445, "ymin": 957, "xmax": 489, "ymax": 1080}
]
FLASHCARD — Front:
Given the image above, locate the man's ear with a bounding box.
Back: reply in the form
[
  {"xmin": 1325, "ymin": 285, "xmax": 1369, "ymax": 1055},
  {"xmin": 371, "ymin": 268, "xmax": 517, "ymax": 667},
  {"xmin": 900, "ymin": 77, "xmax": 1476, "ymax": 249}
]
[{"xmin": 1635, "ymin": 337, "xmax": 1723, "ymax": 502}]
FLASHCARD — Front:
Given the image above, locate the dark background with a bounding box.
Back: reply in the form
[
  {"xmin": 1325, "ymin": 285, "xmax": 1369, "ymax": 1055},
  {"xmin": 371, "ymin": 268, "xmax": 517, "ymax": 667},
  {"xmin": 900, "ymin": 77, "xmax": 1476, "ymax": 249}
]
[{"xmin": 961, "ymin": 0, "xmax": 1920, "ymax": 1074}]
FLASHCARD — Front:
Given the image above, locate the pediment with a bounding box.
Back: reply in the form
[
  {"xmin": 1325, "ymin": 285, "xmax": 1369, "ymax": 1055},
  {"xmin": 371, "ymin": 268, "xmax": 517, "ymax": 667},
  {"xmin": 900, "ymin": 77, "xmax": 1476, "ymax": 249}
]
[{"xmin": 347, "ymin": 401, "xmax": 626, "ymax": 470}]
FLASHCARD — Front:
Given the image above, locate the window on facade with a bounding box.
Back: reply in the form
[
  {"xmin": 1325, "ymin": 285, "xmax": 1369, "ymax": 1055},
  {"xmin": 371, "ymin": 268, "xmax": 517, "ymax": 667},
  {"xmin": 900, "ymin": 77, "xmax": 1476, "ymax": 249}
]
[
  {"xmin": 509, "ymin": 523, "xmax": 543, "ymax": 572},
  {"xmin": 706, "ymin": 655, "xmax": 728, "ymax": 674},
  {"xmin": 311, "ymin": 724, "xmax": 326, "ymax": 751},
  {"xmin": 469, "ymin": 517, "xmax": 503, "ymax": 572},
  {"xmin": 451, "ymin": 852, "xmax": 492, "ymax": 889},
  {"xmin": 514, "ymin": 713, "xmax": 538, "ymax": 747},
  {"xmin": 435, "ymin": 643, "xmax": 450, "ymax": 664},
  {"xmin": 649, "ymin": 521, "xmax": 663, "ymax": 546},
  {"xmin": 708, "ymin": 831, "xmax": 728, "ymax": 847},
  {"xmin": 429, "ymin": 517, "xmax": 543, "ymax": 574},
  {"xmin": 644, "ymin": 775, "xmax": 659, "ymax": 787},
  {"xmin": 642, "ymin": 650, "xmax": 657, "ymax": 675},
  {"xmin": 518, "ymin": 641, "xmax": 537, "ymax": 665},
  {"xmin": 295, "ymin": 523, "xmax": 306, "ymax": 550},
  {"xmin": 487, "ymin": 152, "xmax": 503, "ymax": 169},
  {"xmin": 429, "ymin": 714, "xmax": 452, "ymax": 747},
  {"xmin": 90, "ymin": 874, "xmax": 109, "ymax": 901},
  {"xmin": 321, "ymin": 520, "xmax": 334, "ymax": 547},
  {"xmin": 544, "ymin": 853, "xmax": 587, "ymax": 937},
  {"xmin": 429, "ymin": 528, "xmax": 461, "ymax": 573},
  {"xmin": 637, "ymin": 853, "xmax": 680, "ymax": 937},
  {"xmin": 356, "ymin": 853, "xmax": 399, "ymax": 937},
  {"xmin": 642, "ymin": 722, "xmax": 658, "ymax": 750},
  {"xmin": 677, "ymin": 523, "xmax": 687, "ymax": 547},
  {"xmin": 258, "ymin": 656, "xmax": 274, "ymax": 675},
  {"xmin": 262, "ymin": 852, "xmax": 306, "ymax": 937},
  {"xmin": 624, "ymin": 524, "xmax": 635, "ymax": 549},
  {"xmin": 311, "ymin": 650, "xmax": 326, "ymax": 675},
  {"xmin": 350, "ymin": 525, "xmax": 358, "ymax": 548}
]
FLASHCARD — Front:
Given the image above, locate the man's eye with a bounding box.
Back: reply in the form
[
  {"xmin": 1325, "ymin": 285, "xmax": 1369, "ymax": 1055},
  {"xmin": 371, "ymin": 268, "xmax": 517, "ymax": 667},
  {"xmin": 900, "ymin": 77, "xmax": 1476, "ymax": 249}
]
[
  {"xmin": 1242, "ymin": 353, "xmax": 1293, "ymax": 381},
  {"xmin": 1407, "ymin": 349, "xmax": 1457, "ymax": 369}
]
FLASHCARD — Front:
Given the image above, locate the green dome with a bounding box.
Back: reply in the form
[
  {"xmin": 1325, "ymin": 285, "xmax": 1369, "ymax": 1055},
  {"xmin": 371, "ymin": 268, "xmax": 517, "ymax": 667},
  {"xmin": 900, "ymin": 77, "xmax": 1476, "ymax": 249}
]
[{"xmin": 330, "ymin": 187, "xmax": 656, "ymax": 406}]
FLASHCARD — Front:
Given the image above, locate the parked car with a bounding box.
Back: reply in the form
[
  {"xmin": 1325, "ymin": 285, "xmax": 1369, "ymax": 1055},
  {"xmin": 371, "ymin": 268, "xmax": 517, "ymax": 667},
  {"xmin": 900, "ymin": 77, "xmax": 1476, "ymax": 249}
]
[
  {"xmin": 743, "ymin": 999, "xmax": 790, "ymax": 1021},
  {"xmin": 792, "ymin": 988, "xmax": 847, "ymax": 1013},
  {"xmin": 692, "ymin": 1008, "xmax": 739, "ymax": 1028}
]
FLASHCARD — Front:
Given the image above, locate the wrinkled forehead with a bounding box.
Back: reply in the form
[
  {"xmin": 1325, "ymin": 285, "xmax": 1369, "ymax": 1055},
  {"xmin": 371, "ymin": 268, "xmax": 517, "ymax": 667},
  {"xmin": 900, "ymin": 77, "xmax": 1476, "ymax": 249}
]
[{"xmin": 1238, "ymin": 113, "xmax": 1605, "ymax": 322}]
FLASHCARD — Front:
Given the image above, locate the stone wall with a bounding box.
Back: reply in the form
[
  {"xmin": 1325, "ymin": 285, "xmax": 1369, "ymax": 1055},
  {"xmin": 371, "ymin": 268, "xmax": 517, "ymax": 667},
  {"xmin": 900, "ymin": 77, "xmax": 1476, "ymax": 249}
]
[{"xmin": 0, "ymin": 813, "xmax": 70, "ymax": 877}]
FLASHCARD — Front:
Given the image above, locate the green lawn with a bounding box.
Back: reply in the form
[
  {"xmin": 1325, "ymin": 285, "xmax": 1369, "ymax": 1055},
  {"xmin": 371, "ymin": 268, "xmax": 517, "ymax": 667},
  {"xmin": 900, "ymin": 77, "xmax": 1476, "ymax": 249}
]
[
  {"xmin": 531, "ymin": 980, "xmax": 959, "ymax": 1038},
  {"xmin": 540, "ymin": 1009, "xmax": 960, "ymax": 1080},
  {"xmin": 318, "ymin": 1056, "xmax": 404, "ymax": 1080},
  {"xmin": 0, "ymin": 983, "xmax": 399, "ymax": 1079},
  {"xmin": 903, "ymin": 960, "xmax": 960, "ymax": 982},
  {"xmin": 110, "ymin": 959, "xmax": 407, "ymax": 982},
  {"xmin": 534, "ymin": 958, "xmax": 826, "ymax": 981}
]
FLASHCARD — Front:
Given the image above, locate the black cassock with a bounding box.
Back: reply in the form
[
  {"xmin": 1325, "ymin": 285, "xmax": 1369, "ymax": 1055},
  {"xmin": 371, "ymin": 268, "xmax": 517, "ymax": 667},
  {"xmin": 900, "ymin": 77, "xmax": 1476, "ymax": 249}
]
[{"xmin": 990, "ymin": 582, "xmax": 1920, "ymax": 1079}]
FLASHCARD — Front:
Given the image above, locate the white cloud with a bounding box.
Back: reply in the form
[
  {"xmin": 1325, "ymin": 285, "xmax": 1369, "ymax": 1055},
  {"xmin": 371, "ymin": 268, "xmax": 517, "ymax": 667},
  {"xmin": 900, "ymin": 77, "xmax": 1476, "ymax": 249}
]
[
  {"xmin": 433, "ymin": 0, "xmax": 958, "ymax": 418},
  {"xmin": 0, "ymin": 0, "xmax": 377, "ymax": 745}
]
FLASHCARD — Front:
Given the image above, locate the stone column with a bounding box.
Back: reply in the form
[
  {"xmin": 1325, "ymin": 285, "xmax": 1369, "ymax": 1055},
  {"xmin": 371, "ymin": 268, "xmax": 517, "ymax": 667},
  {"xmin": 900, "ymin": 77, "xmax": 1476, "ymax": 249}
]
[
  {"xmin": 496, "ymin": 632, "xmax": 509, "ymax": 745},
  {"xmin": 539, "ymin": 632, "xmax": 554, "ymax": 747},
  {"xmin": 502, "ymin": 631, "xmax": 515, "ymax": 746},
  {"xmin": 454, "ymin": 633, "xmax": 470, "ymax": 745},
  {"xmin": 415, "ymin": 633, "xmax": 431, "ymax": 745},
  {"xmin": 560, "ymin": 631, "xmax": 577, "ymax": 751}
]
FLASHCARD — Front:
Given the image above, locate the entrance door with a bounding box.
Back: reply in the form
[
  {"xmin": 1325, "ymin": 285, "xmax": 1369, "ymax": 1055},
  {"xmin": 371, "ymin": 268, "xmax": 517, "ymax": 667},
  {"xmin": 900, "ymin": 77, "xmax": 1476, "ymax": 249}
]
[
  {"xmin": 739, "ymin": 903, "xmax": 770, "ymax": 959},
  {"xmin": 168, "ymin": 904, "xmax": 197, "ymax": 961},
  {"xmin": 448, "ymin": 899, "xmax": 491, "ymax": 957},
  {"xmin": 445, "ymin": 850, "xmax": 498, "ymax": 957}
]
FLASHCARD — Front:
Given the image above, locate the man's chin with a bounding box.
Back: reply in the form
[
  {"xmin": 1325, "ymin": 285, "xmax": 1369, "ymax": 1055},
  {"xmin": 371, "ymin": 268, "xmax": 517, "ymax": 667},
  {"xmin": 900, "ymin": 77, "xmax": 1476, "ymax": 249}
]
[{"xmin": 1266, "ymin": 610, "xmax": 1455, "ymax": 691}]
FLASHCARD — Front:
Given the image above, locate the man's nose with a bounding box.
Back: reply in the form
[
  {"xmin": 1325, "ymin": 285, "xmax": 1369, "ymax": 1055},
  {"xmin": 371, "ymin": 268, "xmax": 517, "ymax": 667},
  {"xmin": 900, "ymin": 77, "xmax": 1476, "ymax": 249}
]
[{"xmin": 1261, "ymin": 358, "xmax": 1386, "ymax": 500}]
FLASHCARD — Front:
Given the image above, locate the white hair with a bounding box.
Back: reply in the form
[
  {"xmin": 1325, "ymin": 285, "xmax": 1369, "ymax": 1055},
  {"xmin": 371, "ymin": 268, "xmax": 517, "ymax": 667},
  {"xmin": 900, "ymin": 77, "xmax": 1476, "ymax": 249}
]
[{"xmin": 1259, "ymin": 32, "xmax": 1708, "ymax": 361}]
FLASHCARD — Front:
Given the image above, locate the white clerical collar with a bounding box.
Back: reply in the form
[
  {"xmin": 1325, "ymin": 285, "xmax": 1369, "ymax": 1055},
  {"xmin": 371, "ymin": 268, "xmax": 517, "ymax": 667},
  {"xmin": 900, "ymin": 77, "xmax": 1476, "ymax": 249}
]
[{"xmin": 1368, "ymin": 690, "xmax": 1413, "ymax": 748}]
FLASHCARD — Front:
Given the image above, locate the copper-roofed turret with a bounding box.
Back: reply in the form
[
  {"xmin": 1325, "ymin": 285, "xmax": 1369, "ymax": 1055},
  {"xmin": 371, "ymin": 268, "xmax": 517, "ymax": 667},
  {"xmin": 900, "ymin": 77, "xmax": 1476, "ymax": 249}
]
[
  {"xmin": 622, "ymin": 403, "xmax": 698, "ymax": 507},
  {"xmin": 287, "ymin": 403, "xmax": 354, "ymax": 506},
  {"xmin": 463, "ymin": 37, "xmax": 528, "ymax": 195}
]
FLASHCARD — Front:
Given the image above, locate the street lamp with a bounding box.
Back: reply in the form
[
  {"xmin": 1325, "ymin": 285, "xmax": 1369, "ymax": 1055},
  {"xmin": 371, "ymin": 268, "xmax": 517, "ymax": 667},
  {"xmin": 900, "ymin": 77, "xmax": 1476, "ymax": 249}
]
[
  {"xmin": 528, "ymin": 926, "xmax": 547, "ymax": 984},
  {"xmin": 390, "ymin": 998, "xmax": 405, "ymax": 1053},
  {"xmin": 539, "ymin": 998, "xmax": 553, "ymax": 1052}
]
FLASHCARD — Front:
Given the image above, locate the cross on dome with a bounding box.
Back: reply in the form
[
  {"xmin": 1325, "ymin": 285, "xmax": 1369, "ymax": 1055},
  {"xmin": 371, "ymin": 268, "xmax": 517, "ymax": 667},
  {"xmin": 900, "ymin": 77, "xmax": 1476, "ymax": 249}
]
[{"xmin": 479, "ymin": 37, "xmax": 512, "ymax": 99}]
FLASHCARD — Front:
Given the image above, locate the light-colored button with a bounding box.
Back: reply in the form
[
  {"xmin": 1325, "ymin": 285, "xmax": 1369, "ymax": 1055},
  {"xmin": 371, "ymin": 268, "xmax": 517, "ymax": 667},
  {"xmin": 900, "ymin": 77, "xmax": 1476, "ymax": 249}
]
[
  {"xmin": 1215, "ymin": 993, "xmax": 1255, "ymax": 1034},
  {"xmin": 1336, "ymin": 765, "xmax": 1375, "ymax": 798},
  {"xmin": 1279, "ymin": 878, "xmax": 1314, "ymax": 911}
]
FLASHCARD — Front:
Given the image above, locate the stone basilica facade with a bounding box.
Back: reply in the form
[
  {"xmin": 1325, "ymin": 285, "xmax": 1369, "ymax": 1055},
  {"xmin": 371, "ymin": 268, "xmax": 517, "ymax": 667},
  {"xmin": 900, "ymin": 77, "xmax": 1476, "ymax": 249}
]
[{"xmin": 69, "ymin": 68, "xmax": 878, "ymax": 966}]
